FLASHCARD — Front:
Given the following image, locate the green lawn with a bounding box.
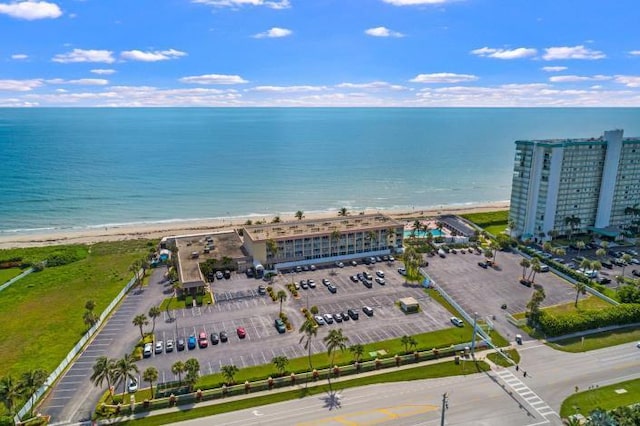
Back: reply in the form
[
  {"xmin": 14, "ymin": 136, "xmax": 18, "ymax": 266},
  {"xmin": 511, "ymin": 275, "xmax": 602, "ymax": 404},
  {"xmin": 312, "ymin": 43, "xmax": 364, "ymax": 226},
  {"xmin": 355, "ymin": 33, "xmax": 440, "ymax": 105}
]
[
  {"xmin": 543, "ymin": 295, "xmax": 613, "ymax": 315},
  {"xmin": 0, "ymin": 240, "xmax": 154, "ymax": 379},
  {"xmin": 115, "ymin": 360, "xmax": 490, "ymax": 426},
  {"xmin": 460, "ymin": 210, "xmax": 509, "ymax": 235},
  {"xmin": 548, "ymin": 326, "xmax": 640, "ymax": 353},
  {"xmin": 560, "ymin": 378, "xmax": 640, "ymax": 418},
  {"xmin": 486, "ymin": 349, "xmax": 520, "ymax": 367},
  {"xmin": 0, "ymin": 267, "xmax": 24, "ymax": 283}
]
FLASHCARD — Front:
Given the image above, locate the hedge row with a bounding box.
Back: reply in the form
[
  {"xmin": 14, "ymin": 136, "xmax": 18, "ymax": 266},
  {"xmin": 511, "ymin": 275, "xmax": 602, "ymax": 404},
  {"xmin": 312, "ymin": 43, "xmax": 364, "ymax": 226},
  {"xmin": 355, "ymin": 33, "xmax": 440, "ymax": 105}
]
[{"xmin": 539, "ymin": 304, "xmax": 640, "ymax": 337}]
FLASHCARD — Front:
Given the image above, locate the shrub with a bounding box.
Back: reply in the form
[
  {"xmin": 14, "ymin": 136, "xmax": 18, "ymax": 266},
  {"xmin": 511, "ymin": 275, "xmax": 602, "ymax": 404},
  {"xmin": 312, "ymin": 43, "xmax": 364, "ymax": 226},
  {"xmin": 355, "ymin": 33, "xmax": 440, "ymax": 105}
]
[
  {"xmin": 538, "ymin": 304, "xmax": 640, "ymax": 337},
  {"xmin": 195, "ymin": 294, "xmax": 204, "ymax": 306},
  {"xmin": 185, "ymin": 296, "xmax": 193, "ymax": 307}
]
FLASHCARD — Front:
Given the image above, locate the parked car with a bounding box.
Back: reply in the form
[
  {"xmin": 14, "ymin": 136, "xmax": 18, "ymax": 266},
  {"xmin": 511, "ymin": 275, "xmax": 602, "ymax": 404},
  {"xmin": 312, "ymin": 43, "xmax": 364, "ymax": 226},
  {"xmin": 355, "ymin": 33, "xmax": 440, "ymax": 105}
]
[
  {"xmin": 632, "ymin": 269, "xmax": 640, "ymax": 277},
  {"xmin": 363, "ymin": 272, "xmax": 372, "ymax": 280},
  {"xmin": 143, "ymin": 343, "xmax": 153, "ymax": 358},
  {"xmin": 323, "ymin": 313, "xmax": 334, "ymax": 324},
  {"xmin": 128, "ymin": 379, "xmax": 138, "ymax": 393},
  {"xmin": 215, "ymin": 271, "xmax": 224, "ymax": 280},
  {"xmin": 198, "ymin": 332, "xmax": 208, "ymax": 348},
  {"xmin": 350, "ymin": 275, "xmax": 359, "ymax": 282},
  {"xmin": 155, "ymin": 340, "xmax": 163, "ymax": 354},
  {"xmin": 341, "ymin": 312, "xmax": 350, "ymax": 321},
  {"xmin": 327, "ymin": 284, "xmax": 337, "ymax": 293},
  {"xmin": 519, "ymin": 278, "xmax": 533, "ymax": 287},
  {"xmin": 310, "ymin": 264, "xmax": 316, "ymax": 271},
  {"xmin": 375, "ymin": 277, "xmax": 386, "ymax": 285},
  {"xmin": 258, "ymin": 285, "xmax": 267, "ymax": 295},
  {"xmin": 612, "ymin": 258, "xmax": 627, "ymax": 267},
  {"xmin": 308, "ymin": 279, "xmax": 316, "ymax": 288},
  {"xmin": 601, "ymin": 261, "xmax": 613, "ymax": 269},
  {"xmin": 347, "ymin": 308, "xmax": 359, "ymax": 320},
  {"xmin": 376, "ymin": 270, "xmax": 385, "ymax": 278},
  {"xmin": 539, "ymin": 265, "xmax": 550, "ymax": 272},
  {"xmin": 362, "ymin": 306, "xmax": 374, "ymax": 316},
  {"xmin": 397, "ymin": 267, "xmax": 407, "ymax": 276},
  {"xmin": 450, "ymin": 317, "xmax": 464, "ymax": 327},
  {"xmin": 362, "ymin": 280, "xmax": 373, "ymax": 288},
  {"xmin": 336, "ymin": 262, "xmax": 344, "ymax": 268},
  {"xmin": 187, "ymin": 335, "xmax": 197, "ymax": 350},
  {"xmin": 274, "ymin": 318, "xmax": 286, "ymax": 333},
  {"xmin": 598, "ymin": 277, "xmax": 611, "ymax": 284},
  {"xmin": 515, "ymin": 334, "xmax": 523, "ymax": 345},
  {"xmin": 237, "ymin": 327, "xmax": 247, "ymax": 338},
  {"xmin": 478, "ymin": 261, "xmax": 488, "ymax": 269},
  {"xmin": 322, "ymin": 278, "xmax": 331, "ymax": 286},
  {"xmin": 334, "ymin": 312, "xmax": 343, "ymax": 323},
  {"xmin": 177, "ymin": 338, "xmax": 185, "ymax": 351},
  {"xmin": 223, "ymin": 270, "xmax": 231, "ymax": 279},
  {"xmin": 166, "ymin": 339, "xmax": 174, "ymax": 353},
  {"xmin": 315, "ymin": 315, "xmax": 325, "ymax": 325},
  {"xmin": 351, "ymin": 260, "xmax": 358, "ymax": 267},
  {"xmin": 300, "ymin": 280, "xmax": 308, "ymax": 289},
  {"xmin": 210, "ymin": 332, "xmax": 219, "ymax": 345},
  {"xmin": 220, "ymin": 331, "xmax": 228, "ymax": 342},
  {"xmin": 389, "ymin": 256, "xmax": 395, "ymax": 262}
]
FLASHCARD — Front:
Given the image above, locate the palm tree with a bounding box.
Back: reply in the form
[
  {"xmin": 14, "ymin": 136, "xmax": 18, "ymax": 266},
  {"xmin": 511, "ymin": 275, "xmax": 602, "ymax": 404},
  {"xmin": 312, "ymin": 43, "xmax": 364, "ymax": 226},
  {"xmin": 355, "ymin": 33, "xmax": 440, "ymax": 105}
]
[
  {"xmin": 220, "ymin": 364, "xmax": 239, "ymax": 385},
  {"xmin": 277, "ymin": 290, "xmax": 287, "ymax": 315},
  {"xmin": 85, "ymin": 300, "xmax": 96, "ymax": 311},
  {"xmin": 542, "ymin": 241, "xmax": 552, "ymax": 253},
  {"xmin": 412, "ymin": 220, "xmax": 422, "ymax": 238},
  {"xmin": 622, "ymin": 254, "xmax": 633, "ymax": 277},
  {"xmin": 576, "ymin": 241, "xmax": 585, "ymax": 256},
  {"xmin": 490, "ymin": 241, "xmax": 500, "ymax": 264},
  {"xmin": 367, "ymin": 230, "xmax": 378, "ymax": 250},
  {"xmin": 272, "ymin": 355, "xmax": 289, "ymax": 376},
  {"xmin": 595, "ymin": 248, "xmax": 607, "ymax": 260},
  {"xmin": 171, "ymin": 361, "xmax": 186, "ymax": 385},
  {"xmin": 574, "ymin": 282, "xmax": 587, "ymax": 307},
  {"xmin": 114, "ymin": 354, "xmax": 139, "ymax": 398},
  {"xmin": 148, "ymin": 306, "xmax": 161, "ymax": 335},
  {"xmin": 349, "ymin": 344, "xmax": 364, "ymax": 363},
  {"xmin": 0, "ymin": 376, "xmax": 22, "ymax": 415},
  {"xmin": 323, "ymin": 328, "xmax": 349, "ymax": 391},
  {"xmin": 184, "ymin": 358, "xmax": 201, "ymax": 390},
  {"xmin": 330, "ymin": 230, "xmax": 341, "ymax": 257},
  {"xmin": 338, "ymin": 207, "xmax": 348, "ymax": 217},
  {"xmin": 19, "ymin": 369, "xmax": 48, "ymax": 416},
  {"xmin": 528, "ymin": 258, "xmax": 542, "ymax": 284},
  {"xmin": 564, "ymin": 215, "xmax": 581, "ymax": 240},
  {"xmin": 129, "ymin": 259, "xmax": 143, "ymax": 288},
  {"xmin": 295, "ymin": 210, "xmax": 304, "ymax": 220},
  {"xmin": 132, "ymin": 314, "xmax": 148, "ymax": 339},
  {"xmin": 142, "ymin": 367, "xmax": 159, "ymax": 399},
  {"xmin": 265, "ymin": 238, "xmax": 279, "ymax": 267},
  {"xmin": 90, "ymin": 356, "xmax": 116, "ymax": 401},
  {"xmin": 554, "ymin": 247, "xmax": 566, "ymax": 257},
  {"xmin": 83, "ymin": 310, "xmax": 98, "ymax": 328},
  {"xmin": 400, "ymin": 335, "xmax": 417, "ymax": 354},
  {"xmin": 519, "ymin": 258, "xmax": 531, "ymax": 279},
  {"xmin": 298, "ymin": 317, "xmax": 318, "ymax": 371}
]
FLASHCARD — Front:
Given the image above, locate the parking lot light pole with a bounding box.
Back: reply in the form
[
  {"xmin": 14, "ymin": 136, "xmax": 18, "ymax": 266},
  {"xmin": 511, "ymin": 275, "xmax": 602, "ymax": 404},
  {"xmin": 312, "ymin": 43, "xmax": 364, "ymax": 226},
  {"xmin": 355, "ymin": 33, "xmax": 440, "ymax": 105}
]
[{"xmin": 440, "ymin": 392, "xmax": 448, "ymax": 426}]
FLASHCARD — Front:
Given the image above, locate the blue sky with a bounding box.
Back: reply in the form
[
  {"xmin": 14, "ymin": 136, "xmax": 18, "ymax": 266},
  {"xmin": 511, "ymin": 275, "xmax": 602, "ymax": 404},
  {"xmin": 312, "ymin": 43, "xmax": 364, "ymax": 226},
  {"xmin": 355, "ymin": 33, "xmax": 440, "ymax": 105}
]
[{"xmin": 1, "ymin": 0, "xmax": 639, "ymax": 106}]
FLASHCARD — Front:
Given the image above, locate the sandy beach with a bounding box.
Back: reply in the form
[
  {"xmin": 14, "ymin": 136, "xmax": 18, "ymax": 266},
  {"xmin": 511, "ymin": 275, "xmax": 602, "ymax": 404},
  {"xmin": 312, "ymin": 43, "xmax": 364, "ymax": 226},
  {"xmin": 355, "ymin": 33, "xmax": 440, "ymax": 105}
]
[{"xmin": 0, "ymin": 201, "xmax": 509, "ymax": 249}]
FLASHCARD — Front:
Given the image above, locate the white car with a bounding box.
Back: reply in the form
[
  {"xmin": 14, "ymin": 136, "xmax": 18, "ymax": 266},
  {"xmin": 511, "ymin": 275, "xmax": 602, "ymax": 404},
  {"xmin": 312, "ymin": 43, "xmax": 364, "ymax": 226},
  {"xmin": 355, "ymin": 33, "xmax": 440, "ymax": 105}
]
[
  {"xmin": 128, "ymin": 379, "xmax": 138, "ymax": 393},
  {"xmin": 397, "ymin": 267, "xmax": 407, "ymax": 276},
  {"xmin": 155, "ymin": 340, "xmax": 163, "ymax": 354},
  {"xmin": 376, "ymin": 270, "xmax": 385, "ymax": 278},
  {"xmin": 450, "ymin": 317, "xmax": 464, "ymax": 327},
  {"xmin": 336, "ymin": 262, "xmax": 344, "ymax": 268},
  {"xmin": 143, "ymin": 343, "xmax": 153, "ymax": 358}
]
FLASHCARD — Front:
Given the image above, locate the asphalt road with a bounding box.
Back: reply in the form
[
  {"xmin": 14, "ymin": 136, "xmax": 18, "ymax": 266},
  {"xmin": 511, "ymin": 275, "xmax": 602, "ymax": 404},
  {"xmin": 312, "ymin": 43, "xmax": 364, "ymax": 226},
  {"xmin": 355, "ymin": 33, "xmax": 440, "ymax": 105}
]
[{"xmin": 174, "ymin": 340, "xmax": 640, "ymax": 426}]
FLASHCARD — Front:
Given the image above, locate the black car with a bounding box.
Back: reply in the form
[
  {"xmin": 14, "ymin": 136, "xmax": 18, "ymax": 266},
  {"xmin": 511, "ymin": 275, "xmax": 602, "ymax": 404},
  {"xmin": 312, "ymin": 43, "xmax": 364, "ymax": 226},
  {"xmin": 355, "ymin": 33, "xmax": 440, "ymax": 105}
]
[
  {"xmin": 632, "ymin": 270, "xmax": 640, "ymax": 277},
  {"xmin": 478, "ymin": 261, "xmax": 488, "ymax": 269},
  {"xmin": 219, "ymin": 331, "xmax": 228, "ymax": 342},
  {"xmin": 362, "ymin": 306, "xmax": 374, "ymax": 316},
  {"xmin": 347, "ymin": 308, "xmax": 359, "ymax": 320},
  {"xmin": 334, "ymin": 313, "xmax": 343, "ymax": 322},
  {"xmin": 177, "ymin": 338, "xmax": 186, "ymax": 351},
  {"xmin": 601, "ymin": 261, "xmax": 613, "ymax": 269},
  {"xmin": 362, "ymin": 280, "xmax": 373, "ymax": 288},
  {"xmin": 598, "ymin": 277, "xmax": 611, "ymax": 284},
  {"xmin": 210, "ymin": 332, "xmax": 219, "ymax": 345},
  {"xmin": 223, "ymin": 270, "xmax": 231, "ymax": 279},
  {"xmin": 341, "ymin": 312, "xmax": 350, "ymax": 321},
  {"xmin": 327, "ymin": 284, "xmax": 337, "ymax": 293},
  {"xmin": 519, "ymin": 278, "xmax": 532, "ymax": 287},
  {"xmin": 350, "ymin": 275, "xmax": 359, "ymax": 282}
]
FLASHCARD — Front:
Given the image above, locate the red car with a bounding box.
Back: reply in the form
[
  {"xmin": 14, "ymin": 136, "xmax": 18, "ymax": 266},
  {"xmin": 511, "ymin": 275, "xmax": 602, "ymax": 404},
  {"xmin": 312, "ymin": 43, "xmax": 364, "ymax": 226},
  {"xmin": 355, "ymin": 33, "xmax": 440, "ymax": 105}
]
[
  {"xmin": 198, "ymin": 332, "xmax": 208, "ymax": 348},
  {"xmin": 236, "ymin": 327, "xmax": 246, "ymax": 338}
]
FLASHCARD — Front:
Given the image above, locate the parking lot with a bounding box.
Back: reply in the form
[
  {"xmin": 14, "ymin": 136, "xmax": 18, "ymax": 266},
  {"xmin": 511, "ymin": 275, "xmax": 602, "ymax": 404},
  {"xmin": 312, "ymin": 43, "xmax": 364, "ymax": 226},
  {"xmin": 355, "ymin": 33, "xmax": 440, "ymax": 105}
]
[
  {"xmin": 138, "ymin": 260, "xmax": 454, "ymax": 384},
  {"xmin": 423, "ymin": 249, "xmax": 580, "ymax": 340}
]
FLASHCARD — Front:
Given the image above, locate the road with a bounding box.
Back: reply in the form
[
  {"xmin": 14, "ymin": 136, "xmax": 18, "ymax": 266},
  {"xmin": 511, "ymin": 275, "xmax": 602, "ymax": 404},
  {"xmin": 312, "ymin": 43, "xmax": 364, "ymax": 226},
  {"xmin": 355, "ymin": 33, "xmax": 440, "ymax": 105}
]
[{"xmin": 173, "ymin": 341, "xmax": 640, "ymax": 426}]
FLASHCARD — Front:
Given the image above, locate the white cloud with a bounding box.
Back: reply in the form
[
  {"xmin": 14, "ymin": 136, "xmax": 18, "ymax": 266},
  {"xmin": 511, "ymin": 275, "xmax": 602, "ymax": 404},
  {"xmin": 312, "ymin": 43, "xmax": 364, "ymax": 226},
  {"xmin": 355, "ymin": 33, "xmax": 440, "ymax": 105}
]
[
  {"xmin": 11, "ymin": 53, "xmax": 28, "ymax": 60},
  {"xmin": 52, "ymin": 49, "xmax": 115, "ymax": 63},
  {"xmin": 46, "ymin": 78, "xmax": 109, "ymax": 85},
  {"xmin": 0, "ymin": 79, "xmax": 43, "ymax": 91},
  {"xmin": 382, "ymin": 0, "xmax": 454, "ymax": 5},
  {"xmin": 614, "ymin": 75, "xmax": 640, "ymax": 88},
  {"xmin": 0, "ymin": 1, "xmax": 62, "ymax": 20},
  {"xmin": 629, "ymin": 50, "xmax": 640, "ymax": 56},
  {"xmin": 471, "ymin": 47, "xmax": 537, "ymax": 59},
  {"xmin": 549, "ymin": 75, "xmax": 611, "ymax": 83},
  {"xmin": 253, "ymin": 27, "xmax": 292, "ymax": 39},
  {"xmin": 179, "ymin": 74, "xmax": 248, "ymax": 85},
  {"xmin": 90, "ymin": 69, "xmax": 116, "ymax": 75},
  {"xmin": 364, "ymin": 26, "xmax": 404, "ymax": 38},
  {"xmin": 543, "ymin": 45, "xmax": 605, "ymax": 60},
  {"xmin": 192, "ymin": 0, "xmax": 290, "ymax": 9},
  {"xmin": 336, "ymin": 81, "xmax": 408, "ymax": 91},
  {"xmin": 410, "ymin": 73, "xmax": 478, "ymax": 83},
  {"xmin": 541, "ymin": 66, "xmax": 567, "ymax": 72},
  {"xmin": 248, "ymin": 85, "xmax": 327, "ymax": 92},
  {"xmin": 120, "ymin": 49, "xmax": 187, "ymax": 62}
]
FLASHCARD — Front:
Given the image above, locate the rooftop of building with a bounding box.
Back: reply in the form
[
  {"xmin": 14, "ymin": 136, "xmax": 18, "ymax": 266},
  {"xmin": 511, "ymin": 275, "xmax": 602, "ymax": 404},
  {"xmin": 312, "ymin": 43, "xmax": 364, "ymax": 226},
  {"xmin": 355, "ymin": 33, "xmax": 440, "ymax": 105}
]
[
  {"xmin": 243, "ymin": 214, "xmax": 404, "ymax": 242},
  {"xmin": 516, "ymin": 130, "xmax": 640, "ymax": 147},
  {"xmin": 175, "ymin": 231, "xmax": 246, "ymax": 284}
]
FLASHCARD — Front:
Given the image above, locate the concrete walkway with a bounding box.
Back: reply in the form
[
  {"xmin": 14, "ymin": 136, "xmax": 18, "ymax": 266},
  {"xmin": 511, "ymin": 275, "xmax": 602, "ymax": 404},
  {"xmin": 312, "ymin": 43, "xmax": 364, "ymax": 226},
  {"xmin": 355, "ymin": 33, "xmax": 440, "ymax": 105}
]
[
  {"xmin": 0, "ymin": 267, "xmax": 34, "ymax": 293},
  {"xmin": 95, "ymin": 350, "xmax": 496, "ymax": 425}
]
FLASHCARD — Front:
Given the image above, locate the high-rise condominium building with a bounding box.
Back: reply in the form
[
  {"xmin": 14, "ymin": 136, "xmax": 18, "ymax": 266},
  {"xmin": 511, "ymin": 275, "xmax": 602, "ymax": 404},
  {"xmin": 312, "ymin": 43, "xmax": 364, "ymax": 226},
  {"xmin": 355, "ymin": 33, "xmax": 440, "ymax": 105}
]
[{"xmin": 509, "ymin": 129, "xmax": 640, "ymax": 241}]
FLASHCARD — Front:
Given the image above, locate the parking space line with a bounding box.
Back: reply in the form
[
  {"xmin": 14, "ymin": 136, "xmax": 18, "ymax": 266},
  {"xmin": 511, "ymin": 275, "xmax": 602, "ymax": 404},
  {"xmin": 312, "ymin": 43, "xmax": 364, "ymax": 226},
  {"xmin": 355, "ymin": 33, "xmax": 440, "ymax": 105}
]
[{"xmin": 239, "ymin": 355, "xmax": 246, "ymax": 367}]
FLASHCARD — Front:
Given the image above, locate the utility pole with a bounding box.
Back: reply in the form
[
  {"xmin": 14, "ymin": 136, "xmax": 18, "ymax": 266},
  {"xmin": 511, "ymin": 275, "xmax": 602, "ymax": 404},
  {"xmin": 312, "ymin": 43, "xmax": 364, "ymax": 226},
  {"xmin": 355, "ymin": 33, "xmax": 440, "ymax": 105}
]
[{"xmin": 440, "ymin": 392, "xmax": 448, "ymax": 426}]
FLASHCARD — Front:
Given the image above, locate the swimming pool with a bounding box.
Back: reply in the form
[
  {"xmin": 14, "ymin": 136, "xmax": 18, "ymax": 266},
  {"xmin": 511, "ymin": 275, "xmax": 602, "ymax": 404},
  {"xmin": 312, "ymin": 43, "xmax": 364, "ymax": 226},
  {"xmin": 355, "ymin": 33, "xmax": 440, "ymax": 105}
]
[{"xmin": 404, "ymin": 229, "xmax": 443, "ymax": 238}]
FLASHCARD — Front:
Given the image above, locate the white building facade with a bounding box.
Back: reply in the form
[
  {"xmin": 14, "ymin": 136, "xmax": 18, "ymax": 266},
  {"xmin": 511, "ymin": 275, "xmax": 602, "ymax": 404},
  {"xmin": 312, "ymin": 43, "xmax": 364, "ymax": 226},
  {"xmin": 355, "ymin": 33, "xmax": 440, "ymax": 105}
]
[{"xmin": 509, "ymin": 129, "xmax": 640, "ymax": 241}]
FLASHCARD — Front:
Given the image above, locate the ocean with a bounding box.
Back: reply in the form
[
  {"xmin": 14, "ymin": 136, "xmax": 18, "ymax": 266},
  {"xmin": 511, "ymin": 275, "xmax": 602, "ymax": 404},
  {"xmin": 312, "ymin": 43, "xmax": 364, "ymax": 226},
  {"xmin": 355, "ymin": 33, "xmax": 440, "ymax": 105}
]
[{"xmin": 1, "ymin": 108, "xmax": 639, "ymax": 234}]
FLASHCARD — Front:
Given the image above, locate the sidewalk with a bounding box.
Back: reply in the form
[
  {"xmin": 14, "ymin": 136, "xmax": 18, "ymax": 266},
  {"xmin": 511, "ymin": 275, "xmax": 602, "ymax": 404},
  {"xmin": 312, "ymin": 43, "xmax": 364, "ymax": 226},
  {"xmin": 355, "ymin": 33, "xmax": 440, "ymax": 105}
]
[{"xmin": 95, "ymin": 349, "xmax": 501, "ymax": 425}]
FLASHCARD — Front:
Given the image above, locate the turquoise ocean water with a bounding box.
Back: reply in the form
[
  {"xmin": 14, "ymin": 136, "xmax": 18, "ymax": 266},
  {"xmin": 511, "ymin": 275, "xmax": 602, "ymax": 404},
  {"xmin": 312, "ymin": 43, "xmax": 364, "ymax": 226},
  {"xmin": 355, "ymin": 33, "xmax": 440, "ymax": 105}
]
[{"xmin": 1, "ymin": 108, "xmax": 639, "ymax": 234}]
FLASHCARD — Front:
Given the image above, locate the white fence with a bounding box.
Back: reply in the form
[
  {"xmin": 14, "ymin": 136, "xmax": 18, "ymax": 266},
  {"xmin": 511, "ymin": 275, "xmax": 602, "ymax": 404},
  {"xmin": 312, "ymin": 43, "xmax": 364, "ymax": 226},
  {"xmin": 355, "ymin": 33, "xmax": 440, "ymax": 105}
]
[
  {"xmin": 15, "ymin": 272, "xmax": 139, "ymax": 423},
  {"xmin": 0, "ymin": 267, "xmax": 34, "ymax": 293}
]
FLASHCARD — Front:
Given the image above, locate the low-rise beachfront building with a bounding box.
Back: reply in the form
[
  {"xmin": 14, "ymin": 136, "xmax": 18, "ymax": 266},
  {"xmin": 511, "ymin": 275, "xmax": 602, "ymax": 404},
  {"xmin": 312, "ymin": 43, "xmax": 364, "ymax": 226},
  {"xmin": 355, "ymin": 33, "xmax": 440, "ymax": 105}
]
[
  {"xmin": 509, "ymin": 129, "xmax": 640, "ymax": 241},
  {"xmin": 242, "ymin": 214, "xmax": 404, "ymax": 270}
]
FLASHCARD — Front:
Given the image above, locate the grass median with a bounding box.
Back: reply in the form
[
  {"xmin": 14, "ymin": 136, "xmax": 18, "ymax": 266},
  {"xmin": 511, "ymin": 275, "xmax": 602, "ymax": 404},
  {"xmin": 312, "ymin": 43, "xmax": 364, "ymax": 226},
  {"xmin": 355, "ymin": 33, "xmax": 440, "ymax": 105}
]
[
  {"xmin": 116, "ymin": 360, "xmax": 490, "ymax": 426},
  {"xmin": 560, "ymin": 378, "xmax": 640, "ymax": 418},
  {"xmin": 0, "ymin": 267, "xmax": 24, "ymax": 283},
  {"xmin": 548, "ymin": 326, "xmax": 640, "ymax": 353}
]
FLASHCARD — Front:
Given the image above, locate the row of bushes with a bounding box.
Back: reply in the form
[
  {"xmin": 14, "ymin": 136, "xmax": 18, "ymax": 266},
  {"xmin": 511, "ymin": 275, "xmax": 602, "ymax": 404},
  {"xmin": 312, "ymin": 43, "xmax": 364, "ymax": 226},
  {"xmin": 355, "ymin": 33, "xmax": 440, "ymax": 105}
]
[
  {"xmin": 286, "ymin": 283, "xmax": 299, "ymax": 298},
  {"xmin": 538, "ymin": 304, "xmax": 640, "ymax": 337}
]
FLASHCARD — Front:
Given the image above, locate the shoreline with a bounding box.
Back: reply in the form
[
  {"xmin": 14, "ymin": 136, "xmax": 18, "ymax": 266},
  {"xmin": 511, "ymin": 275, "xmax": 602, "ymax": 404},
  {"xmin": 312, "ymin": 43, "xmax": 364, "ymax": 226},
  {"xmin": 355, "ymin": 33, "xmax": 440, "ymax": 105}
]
[{"xmin": 0, "ymin": 201, "xmax": 509, "ymax": 249}]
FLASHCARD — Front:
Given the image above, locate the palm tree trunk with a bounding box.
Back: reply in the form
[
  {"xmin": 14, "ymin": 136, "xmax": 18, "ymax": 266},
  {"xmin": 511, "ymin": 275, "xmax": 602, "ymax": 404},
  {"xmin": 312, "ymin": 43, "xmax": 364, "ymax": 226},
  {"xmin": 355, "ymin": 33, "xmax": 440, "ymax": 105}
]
[{"xmin": 150, "ymin": 381, "xmax": 154, "ymax": 399}]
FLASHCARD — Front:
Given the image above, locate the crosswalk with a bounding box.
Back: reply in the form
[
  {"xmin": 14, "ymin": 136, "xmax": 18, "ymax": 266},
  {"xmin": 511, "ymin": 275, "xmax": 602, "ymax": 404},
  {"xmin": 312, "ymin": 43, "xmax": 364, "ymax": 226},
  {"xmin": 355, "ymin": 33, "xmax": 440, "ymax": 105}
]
[{"xmin": 495, "ymin": 369, "xmax": 558, "ymax": 420}]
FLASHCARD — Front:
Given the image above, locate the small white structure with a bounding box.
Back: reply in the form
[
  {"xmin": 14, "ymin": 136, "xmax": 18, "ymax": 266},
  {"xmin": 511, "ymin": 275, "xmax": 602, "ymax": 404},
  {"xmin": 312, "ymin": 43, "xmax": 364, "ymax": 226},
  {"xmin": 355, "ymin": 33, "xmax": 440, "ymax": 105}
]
[{"xmin": 399, "ymin": 296, "xmax": 420, "ymax": 314}]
